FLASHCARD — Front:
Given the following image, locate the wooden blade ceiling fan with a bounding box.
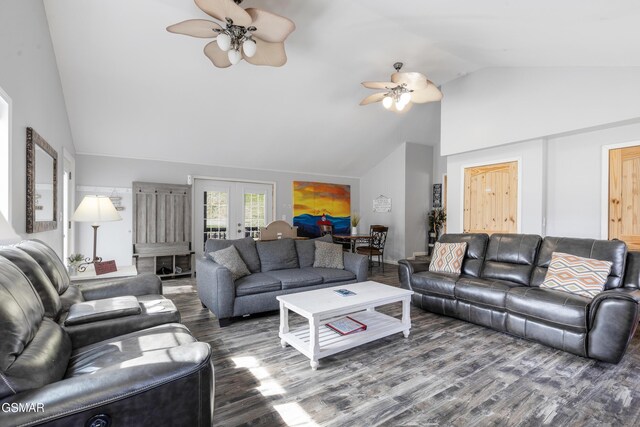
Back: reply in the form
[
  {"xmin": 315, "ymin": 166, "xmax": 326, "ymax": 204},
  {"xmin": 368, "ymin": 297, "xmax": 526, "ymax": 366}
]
[
  {"xmin": 360, "ymin": 63, "xmax": 443, "ymax": 112},
  {"xmin": 167, "ymin": 0, "xmax": 295, "ymax": 68}
]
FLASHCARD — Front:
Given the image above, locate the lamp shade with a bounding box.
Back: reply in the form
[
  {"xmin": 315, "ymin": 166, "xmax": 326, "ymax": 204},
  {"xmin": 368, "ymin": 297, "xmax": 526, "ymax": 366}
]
[
  {"xmin": 71, "ymin": 196, "xmax": 122, "ymax": 225},
  {"xmin": 0, "ymin": 213, "xmax": 21, "ymax": 245}
]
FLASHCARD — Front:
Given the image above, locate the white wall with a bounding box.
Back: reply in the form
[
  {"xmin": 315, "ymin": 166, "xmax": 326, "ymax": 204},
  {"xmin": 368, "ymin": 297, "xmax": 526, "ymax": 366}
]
[
  {"xmin": 0, "ymin": 0, "xmax": 76, "ymax": 253},
  {"xmin": 546, "ymin": 121, "xmax": 640, "ymax": 238},
  {"xmin": 75, "ymin": 154, "xmax": 360, "ymax": 263},
  {"xmin": 405, "ymin": 143, "xmax": 433, "ymax": 257},
  {"xmin": 446, "ymin": 139, "xmax": 545, "ymax": 235},
  {"xmin": 360, "ymin": 144, "xmax": 406, "ymax": 263},
  {"xmin": 441, "ymin": 67, "xmax": 640, "ymax": 156}
]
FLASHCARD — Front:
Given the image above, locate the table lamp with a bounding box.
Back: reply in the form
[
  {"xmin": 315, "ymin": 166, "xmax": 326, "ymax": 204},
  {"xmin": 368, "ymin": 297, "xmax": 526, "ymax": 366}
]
[
  {"xmin": 71, "ymin": 195, "xmax": 122, "ymax": 266},
  {"xmin": 0, "ymin": 212, "xmax": 21, "ymax": 245}
]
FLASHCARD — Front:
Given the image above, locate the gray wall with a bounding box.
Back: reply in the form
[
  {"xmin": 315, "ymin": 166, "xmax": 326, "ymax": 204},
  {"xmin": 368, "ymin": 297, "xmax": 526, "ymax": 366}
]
[
  {"xmin": 75, "ymin": 154, "xmax": 360, "ymax": 262},
  {"xmin": 0, "ymin": 0, "xmax": 76, "ymax": 254}
]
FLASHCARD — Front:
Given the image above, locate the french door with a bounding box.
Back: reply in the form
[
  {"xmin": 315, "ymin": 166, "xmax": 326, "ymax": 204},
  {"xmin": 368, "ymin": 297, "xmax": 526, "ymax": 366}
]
[{"xmin": 194, "ymin": 179, "xmax": 273, "ymax": 256}]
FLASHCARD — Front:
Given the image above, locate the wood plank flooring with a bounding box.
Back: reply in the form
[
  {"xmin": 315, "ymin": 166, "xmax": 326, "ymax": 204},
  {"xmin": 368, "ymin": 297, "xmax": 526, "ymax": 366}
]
[{"xmin": 163, "ymin": 265, "xmax": 640, "ymax": 426}]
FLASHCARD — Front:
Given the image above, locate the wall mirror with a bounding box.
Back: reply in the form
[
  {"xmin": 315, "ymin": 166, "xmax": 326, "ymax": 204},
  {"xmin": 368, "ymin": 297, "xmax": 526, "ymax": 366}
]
[{"xmin": 26, "ymin": 127, "xmax": 57, "ymax": 233}]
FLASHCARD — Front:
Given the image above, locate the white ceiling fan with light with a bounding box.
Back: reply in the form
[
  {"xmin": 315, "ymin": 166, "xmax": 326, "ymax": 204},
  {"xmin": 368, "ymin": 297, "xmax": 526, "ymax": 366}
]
[
  {"xmin": 167, "ymin": 0, "xmax": 295, "ymax": 68},
  {"xmin": 360, "ymin": 63, "xmax": 443, "ymax": 113}
]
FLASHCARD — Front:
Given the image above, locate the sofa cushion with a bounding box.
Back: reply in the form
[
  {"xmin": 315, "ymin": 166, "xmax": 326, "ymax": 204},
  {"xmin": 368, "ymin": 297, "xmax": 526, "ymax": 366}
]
[
  {"xmin": 429, "ymin": 242, "xmax": 467, "ymax": 274},
  {"xmin": 64, "ymin": 296, "xmax": 141, "ymax": 326},
  {"xmin": 481, "ymin": 234, "xmax": 542, "ymax": 286},
  {"xmin": 540, "ymin": 252, "xmax": 612, "ymax": 299},
  {"xmin": 313, "ymin": 241, "xmax": 344, "ymax": 269},
  {"xmin": 205, "ymin": 236, "xmax": 261, "ymax": 273},
  {"xmin": 455, "ymin": 277, "xmax": 523, "ymax": 309},
  {"xmin": 438, "ymin": 233, "xmax": 489, "ymax": 277},
  {"xmin": 296, "ymin": 235, "xmax": 333, "ymax": 268},
  {"xmin": 506, "ymin": 287, "xmax": 589, "ymax": 333},
  {"xmin": 265, "ymin": 269, "xmax": 323, "ymax": 290},
  {"xmin": 210, "ymin": 245, "xmax": 251, "ymax": 281},
  {"xmin": 411, "ymin": 271, "xmax": 459, "ymax": 298},
  {"xmin": 235, "ymin": 273, "xmax": 282, "ymax": 296},
  {"xmin": 302, "ymin": 267, "xmax": 356, "ymax": 284},
  {"xmin": 256, "ymin": 239, "xmax": 299, "ymax": 272},
  {"xmin": 532, "ymin": 237, "xmax": 627, "ymax": 290}
]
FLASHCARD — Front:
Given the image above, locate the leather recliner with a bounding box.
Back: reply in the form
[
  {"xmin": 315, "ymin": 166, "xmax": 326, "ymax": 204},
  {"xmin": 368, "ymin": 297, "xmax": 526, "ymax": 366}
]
[
  {"xmin": 0, "ymin": 240, "xmax": 181, "ymax": 348},
  {"xmin": 399, "ymin": 233, "xmax": 640, "ymax": 363},
  {"xmin": 0, "ymin": 256, "xmax": 214, "ymax": 426}
]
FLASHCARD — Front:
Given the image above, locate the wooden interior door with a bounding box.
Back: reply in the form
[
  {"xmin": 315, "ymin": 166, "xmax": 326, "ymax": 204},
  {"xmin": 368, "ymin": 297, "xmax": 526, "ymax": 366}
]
[
  {"xmin": 464, "ymin": 161, "xmax": 518, "ymax": 234},
  {"xmin": 609, "ymin": 146, "xmax": 640, "ymax": 250}
]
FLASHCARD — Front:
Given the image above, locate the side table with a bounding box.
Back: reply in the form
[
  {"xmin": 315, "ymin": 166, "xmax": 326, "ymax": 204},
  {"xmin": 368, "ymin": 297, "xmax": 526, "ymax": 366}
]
[{"xmin": 70, "ymin": 264, "xmax": 138, "ymax": 284}]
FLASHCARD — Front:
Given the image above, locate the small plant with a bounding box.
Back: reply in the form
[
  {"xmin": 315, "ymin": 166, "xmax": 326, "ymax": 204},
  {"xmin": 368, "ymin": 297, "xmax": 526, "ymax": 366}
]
[
  {"xmin": 428, "ymin": 208, "xmax": 447, "ymax": 234},
  {"xmin": 67, "ymin": 253, "xmax": 84, "ymax": 265},
  {"xmin": 351, "ymin": 213, "xmax": 361, "ymax": 227}
]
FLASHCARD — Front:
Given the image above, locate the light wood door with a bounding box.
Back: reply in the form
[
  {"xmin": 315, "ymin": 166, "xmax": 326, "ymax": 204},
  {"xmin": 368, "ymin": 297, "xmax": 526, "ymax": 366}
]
[
  {"xmin": 464, "ymin": 161, "xmax": 518, "ymax": 234},
  {"xmin": 609, "ymin": 146, "xmax": 640, "ymax": 250}
]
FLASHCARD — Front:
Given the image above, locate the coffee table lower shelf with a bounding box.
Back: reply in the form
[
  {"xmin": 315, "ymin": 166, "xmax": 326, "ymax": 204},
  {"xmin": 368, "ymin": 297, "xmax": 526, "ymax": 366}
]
[{"xmin": 279, "ymin": 310, "xmax": 409, "ymax": 369}]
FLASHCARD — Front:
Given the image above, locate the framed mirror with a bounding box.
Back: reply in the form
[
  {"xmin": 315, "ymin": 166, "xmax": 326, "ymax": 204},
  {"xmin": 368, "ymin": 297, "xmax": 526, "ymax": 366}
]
[{"xmin": 26, "ymin": 127, "xmax": 58, "ymax": 233}]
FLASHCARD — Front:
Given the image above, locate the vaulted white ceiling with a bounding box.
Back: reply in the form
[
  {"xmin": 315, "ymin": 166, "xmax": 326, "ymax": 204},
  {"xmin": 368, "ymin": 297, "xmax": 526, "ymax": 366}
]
[{"xmin": 43, "ymin": 0, "xmax": 640, "ymax": 177}]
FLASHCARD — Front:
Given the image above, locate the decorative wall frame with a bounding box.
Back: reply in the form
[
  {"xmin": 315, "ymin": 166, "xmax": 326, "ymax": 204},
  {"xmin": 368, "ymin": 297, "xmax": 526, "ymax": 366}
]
[
  {"xmin": 26, "ymin": 127, "xmax": 58, "ymax": 233},
  {"xmin": 432, "ymin": 184, "xmax": 442, "ymax": 208},
  {"xmin": 373, "ymin": 195, "xmax": 392, "ymax": 212}
]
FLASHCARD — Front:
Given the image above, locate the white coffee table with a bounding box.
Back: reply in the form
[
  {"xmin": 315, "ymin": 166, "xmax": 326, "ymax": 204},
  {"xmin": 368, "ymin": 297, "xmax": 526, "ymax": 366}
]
[{"xmin": 277, "ymin": 281, "xmax": 413, "ymax": 370}]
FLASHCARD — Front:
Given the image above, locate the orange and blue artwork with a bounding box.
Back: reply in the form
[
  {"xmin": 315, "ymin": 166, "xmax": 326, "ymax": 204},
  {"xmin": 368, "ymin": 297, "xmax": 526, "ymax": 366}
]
[{"xmin": 293, "ymin": 181, "xmax": 351, "ymax": 237}]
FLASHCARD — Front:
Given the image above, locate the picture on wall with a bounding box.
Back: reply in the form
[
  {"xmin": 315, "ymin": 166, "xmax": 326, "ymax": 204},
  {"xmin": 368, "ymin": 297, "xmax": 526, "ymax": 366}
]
[{"xmin": 293, "ymin": 181, "xmax": 351, "ymax": 237}]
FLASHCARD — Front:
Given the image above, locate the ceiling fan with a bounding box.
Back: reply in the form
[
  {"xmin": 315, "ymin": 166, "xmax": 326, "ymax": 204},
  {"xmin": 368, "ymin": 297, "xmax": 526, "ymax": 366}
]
[
  {"xmin": 167, "ymin": 0, "xmax": 295, "ymax": 68},
  {"xmin": 360, "ymin": 63, "xmax": 443, "ymax": 112}
]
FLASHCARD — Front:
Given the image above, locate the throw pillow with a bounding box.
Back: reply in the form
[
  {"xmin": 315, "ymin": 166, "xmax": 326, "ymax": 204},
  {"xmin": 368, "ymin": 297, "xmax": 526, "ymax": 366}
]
[
  {"xmin": 313, "ymin": 241, "xmax": 344, "ymax": 269},
  {"xmin": 295, "ymin": 235, "xmax": 334, "ymax": 268},
  {"xmin": 256, "ymin": 239, "xmax": 299, "ymax": 272},
  {"xmin": 429, "ymin": 242, "xmax": 467, "ymax": 274},
  {"xmin": 205, "ymin": 237, "xmax": 261, "ymax": 273},
  {"xmin": 540, "ymin": 252, "xmax": 612, "ymax": 299},
  {"xmin": 209, "ymin": 246, "xmax": 251, "ymax": 281}
]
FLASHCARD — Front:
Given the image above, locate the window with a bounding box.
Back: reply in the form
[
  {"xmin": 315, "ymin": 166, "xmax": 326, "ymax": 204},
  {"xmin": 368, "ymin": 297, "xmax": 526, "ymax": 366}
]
[{"xmin": 0, "ymin": 87, "xmax": 11, "ymax": 220}]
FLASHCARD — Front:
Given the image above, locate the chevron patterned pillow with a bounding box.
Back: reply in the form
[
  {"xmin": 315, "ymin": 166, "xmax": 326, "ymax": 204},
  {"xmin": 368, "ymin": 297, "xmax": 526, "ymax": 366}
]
[
  {"xmin": 540, "ymin": 252, "xmax": 612, "ymax": 299},
  {"xmin": 429, "ymin": 242, "xmax": 467, "ymax": 274}
]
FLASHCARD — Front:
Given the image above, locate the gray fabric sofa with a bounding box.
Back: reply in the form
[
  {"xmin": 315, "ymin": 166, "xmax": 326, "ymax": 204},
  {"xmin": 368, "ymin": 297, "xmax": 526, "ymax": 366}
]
[
  {"xmin": 197, "ymin": 236, "xmax": 369, "ymax": 326},
  {"xmin": 399, "ymin": 233, "xmax": 640, "ymax": 363}
]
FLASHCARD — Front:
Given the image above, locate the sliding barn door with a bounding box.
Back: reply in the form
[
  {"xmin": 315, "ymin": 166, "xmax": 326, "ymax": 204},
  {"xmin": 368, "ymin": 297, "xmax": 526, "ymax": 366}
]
[
  {"xmin": 609, "ymin": 146, "xmax": 640, "ymax": 250},
  {"xmin": 464, "ymin": 161, "xmax": 518, "ymax": 234}
]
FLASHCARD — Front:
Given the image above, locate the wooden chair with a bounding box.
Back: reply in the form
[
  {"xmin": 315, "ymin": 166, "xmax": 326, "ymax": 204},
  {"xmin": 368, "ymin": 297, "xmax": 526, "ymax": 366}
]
[
  {"xmin": 356, "ymin": 225, "xmax": 389, "ymax": 272},
  {"xmin": 318, "ymin": 223, "xmax": 333, "ymax": 237}
]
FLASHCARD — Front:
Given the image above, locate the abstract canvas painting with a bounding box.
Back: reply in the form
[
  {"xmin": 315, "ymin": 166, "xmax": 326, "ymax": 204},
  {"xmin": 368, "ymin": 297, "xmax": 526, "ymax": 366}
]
[{"xmin": 293, "ymin": 181, "xmax": 351, "ymax": 237}]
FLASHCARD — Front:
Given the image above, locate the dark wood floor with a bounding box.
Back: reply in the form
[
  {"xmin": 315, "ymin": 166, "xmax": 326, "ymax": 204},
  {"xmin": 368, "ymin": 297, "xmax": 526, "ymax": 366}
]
[{"xmin": 164, "ymin": 266, "xmax": 640, "ymax": 426}]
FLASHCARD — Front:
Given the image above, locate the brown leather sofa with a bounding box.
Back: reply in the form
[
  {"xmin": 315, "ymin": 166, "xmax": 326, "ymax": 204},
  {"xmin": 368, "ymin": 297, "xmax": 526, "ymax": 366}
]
[{"xmin": 399, "ymin": 233, "xmax": 640, "ymax": 363}]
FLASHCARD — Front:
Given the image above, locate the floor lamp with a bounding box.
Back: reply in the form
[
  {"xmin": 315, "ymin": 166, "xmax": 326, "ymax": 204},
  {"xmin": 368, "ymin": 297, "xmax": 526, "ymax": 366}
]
[
  {"xmin": 0, "ymin": 213, "xmax": 21, "ymax": 245},
  {"xmin": 71, "ymin": 195, "xmax": 122, "ymax": 270}
]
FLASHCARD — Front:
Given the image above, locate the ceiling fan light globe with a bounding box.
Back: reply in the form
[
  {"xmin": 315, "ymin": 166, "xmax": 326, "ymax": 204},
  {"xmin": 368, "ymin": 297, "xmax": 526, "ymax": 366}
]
[
  {"xmin": 382, "ymin": 96, "xmax": 393, "ymax": 109},
  {"xmin": 216, "ymin": 33, "xmax": 231, "ymax": 51},
  {"xmin": 228, "ymin": 48, "xmax": 242, "ymax": 65},
  {"xmin": 243, "ymin": 39, "xmax": 257, "ymax": 57},
  {"xmin": 396, "ymin": 101, "xmax": 406, "ymax": 111},
  {"xmin": 400, "ymin": 92, "xmax": 411, "ymax": 105}
]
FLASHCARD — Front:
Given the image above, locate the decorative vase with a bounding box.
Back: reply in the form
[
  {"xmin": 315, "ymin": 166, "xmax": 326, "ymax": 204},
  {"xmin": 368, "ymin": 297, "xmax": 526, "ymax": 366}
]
[
  {"xmin": 351, "ymin": 226, "xmax": 358, "ymax": 236},
  {"xmin": 68, "ymin": 264, "xmax": 78, "ymax": 276}
]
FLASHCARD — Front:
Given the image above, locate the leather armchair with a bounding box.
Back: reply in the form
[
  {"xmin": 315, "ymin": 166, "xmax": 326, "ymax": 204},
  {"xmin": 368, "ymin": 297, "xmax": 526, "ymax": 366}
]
[{"xmin": 0, "ymin": 257, "xmax": 214, "ymax": 427}]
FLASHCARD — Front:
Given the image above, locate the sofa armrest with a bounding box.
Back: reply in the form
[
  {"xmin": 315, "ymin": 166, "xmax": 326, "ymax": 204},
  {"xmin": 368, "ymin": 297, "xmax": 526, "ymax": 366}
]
[
  {"xmin": 587, "ymin": 287, "xmax": 640, "ymax": 363},
  {"xmin": 343, "ymin": 252, "xmax": 368, "ymax": 282},
  {"xmin": 397, "ymin": 259, "xmax": 429, "ymax": 291},
  {"xmin": 0, "ymin": 342, "xmax": 213, "ymax": 427},
  {"xmin": 77, "ymin": 273, "xmax": 162, "ymax": 300},
  {"xmin": 196, "ymin": 257, "xmax": 235, "ymax": 320}
]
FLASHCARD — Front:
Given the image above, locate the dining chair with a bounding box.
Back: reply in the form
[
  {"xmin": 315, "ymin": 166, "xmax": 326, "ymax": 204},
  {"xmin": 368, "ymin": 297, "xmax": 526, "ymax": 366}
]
[
  {"xmin": 318, "ymin": 223, "xmax": 333, "ymax": 237},
  {"xmin": 356, "ymin": 225, "xmax": 389, "ymax": 272}
]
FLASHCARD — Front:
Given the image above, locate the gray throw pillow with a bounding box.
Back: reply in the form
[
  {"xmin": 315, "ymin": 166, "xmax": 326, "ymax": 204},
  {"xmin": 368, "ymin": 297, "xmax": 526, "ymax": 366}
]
[
  {"xmin": 205, "ymin": 236, "xmax": 261, "ymax": 273},
  {"xmin": 313, "ymin": 241, "xmax": 344, "ymax": 269},
  {"xmin": 210, "ymin": 246, "xmax": 251, "ymax": 281},
  {"xmin": 256, "ymin": 239, "xmax": 299, "ymax": 272},
  {"xmin": 295, "ymin": 235, "xmax": 334, "ymax": 268}
]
